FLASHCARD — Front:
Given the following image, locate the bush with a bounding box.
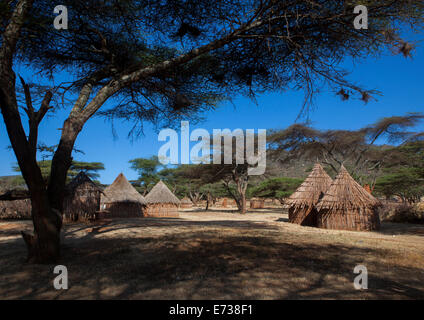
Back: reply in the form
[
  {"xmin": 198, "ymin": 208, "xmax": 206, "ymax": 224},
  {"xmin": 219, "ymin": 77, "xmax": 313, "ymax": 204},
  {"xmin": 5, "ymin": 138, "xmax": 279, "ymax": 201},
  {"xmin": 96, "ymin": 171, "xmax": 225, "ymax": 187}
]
[{"xmin": 381, "ymin": 203, "xmax": 424, "ymax": 224}]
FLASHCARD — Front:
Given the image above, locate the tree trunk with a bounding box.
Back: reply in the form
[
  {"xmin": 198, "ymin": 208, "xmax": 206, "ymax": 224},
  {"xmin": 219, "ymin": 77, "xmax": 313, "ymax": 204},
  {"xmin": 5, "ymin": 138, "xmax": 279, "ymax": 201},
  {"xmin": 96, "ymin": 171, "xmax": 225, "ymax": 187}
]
[
  {"xmin": 205, "ymin": 192, "xmax": 212, "ymax": 211},
  {"xmin": 22, "ymin": 189, "xmax": 62, "ymax": 263},
  {"xmin": 240, "ymin": 193, "xmax": 247, "ymax": 214}
]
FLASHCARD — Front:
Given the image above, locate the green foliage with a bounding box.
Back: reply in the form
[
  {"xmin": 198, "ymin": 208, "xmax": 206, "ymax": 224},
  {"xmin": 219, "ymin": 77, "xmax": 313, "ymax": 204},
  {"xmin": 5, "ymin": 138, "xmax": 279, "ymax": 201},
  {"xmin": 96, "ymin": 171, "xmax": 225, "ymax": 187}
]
[
  {"xmin": 13, "ymin": 160, "xmax": 105, "ymax": 184},
  {"xmin": 200, "ymin": 183, "xmax": 231, "ymax": 198},
  {"xmin": 129, "ymin": 156, "xmax": 162, "ymax": 192},
  {"xmin": 374, "ymin": 167, "xmax": 424, "ymax": 202},
  {"xmin": 248, "ymin": 177, "xmax": 303, "ymax": 200},
  {"xmin": 69, "ymin": 162, "xmax": 105, "ymax": 180},
  {"xmin": 374, "ymin": 140, "xmax": 424, "ymax": 202}
]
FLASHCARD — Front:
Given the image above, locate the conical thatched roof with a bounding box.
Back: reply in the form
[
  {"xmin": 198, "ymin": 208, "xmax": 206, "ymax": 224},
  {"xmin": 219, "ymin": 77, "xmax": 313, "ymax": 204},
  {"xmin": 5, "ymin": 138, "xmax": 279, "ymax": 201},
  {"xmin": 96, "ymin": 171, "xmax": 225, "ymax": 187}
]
[
  {"xmin": 66, "ymin": 171, "xmax": 102, "ymax": 193},
  {"xmin": 285, "ymin": 163, "xmax": 333, "ymax": 209},
  {"xmin": 316, "ymin": 165, "xmax": 380, "ymax": 210},
  {"xmin": 145, "ymin": 180, "xmax": 180, "ymax": 205},
  {"xmin": 101, "ymin": 173, "xmax": 146, "ymax": 205}
]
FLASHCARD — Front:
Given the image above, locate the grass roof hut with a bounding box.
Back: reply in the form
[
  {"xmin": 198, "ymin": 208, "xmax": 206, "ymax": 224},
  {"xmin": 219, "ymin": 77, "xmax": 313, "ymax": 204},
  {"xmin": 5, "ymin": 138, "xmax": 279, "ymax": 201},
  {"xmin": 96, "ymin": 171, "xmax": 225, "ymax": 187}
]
[
  {"xmin": 285, "ymin": 163, "xmax": 333, "ymax": 226},
  {"xmin": 100, "ymin": 173, "xmax": 146, "ymax": 218},
  {"xmin": 145, "ymin": 181, "xmax": 180, "ymax": 217},
  {"xmin": 316, "ymin": 165, "xmax": 381, "ymax": 231},
  {"xmin": 63, "ymin": 172, "xmax": 102, "ymax": 222},
  {"xmin": 180, "ymin": 197, "xmax": 193, "ymax": 209}
]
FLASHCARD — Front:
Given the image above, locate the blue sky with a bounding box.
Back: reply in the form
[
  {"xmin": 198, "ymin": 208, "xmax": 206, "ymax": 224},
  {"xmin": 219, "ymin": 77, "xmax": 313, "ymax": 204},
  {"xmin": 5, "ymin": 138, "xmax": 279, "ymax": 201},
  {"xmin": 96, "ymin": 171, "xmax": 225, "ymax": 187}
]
[{"xmin": 1, "ymin": 38, "xmax": 423, "ymax": 184}]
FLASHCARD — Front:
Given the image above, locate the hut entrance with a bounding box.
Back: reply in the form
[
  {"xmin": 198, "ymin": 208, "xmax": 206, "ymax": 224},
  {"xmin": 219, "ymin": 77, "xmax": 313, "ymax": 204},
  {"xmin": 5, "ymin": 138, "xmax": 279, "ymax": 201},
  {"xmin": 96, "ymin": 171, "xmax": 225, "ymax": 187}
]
[{"xmin": 285, "ymin": 163, "xmax": 333, "ymax": 227}]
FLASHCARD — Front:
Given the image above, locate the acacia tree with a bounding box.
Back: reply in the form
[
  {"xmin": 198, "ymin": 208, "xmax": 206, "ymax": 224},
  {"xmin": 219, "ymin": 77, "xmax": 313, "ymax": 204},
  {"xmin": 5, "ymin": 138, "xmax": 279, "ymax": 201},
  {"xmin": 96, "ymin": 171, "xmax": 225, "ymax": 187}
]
[
  {"xmin": 248, "ymin": 177, "xmax": 304, "ymax": 204},
  {"xmin": 268, "ymin": 114, "xmax": 424, "ymax": 187},
  {"xmin": 1, "ymin": 0, "xmax": 423, "ymax": 262},
  {"xmin": 374, "ymin": 140, "xmax": 424, "ymax": 202},
  {"xmin": 129, "ymin": 156, "xmax": 162, "ymax": 195},
  {"xmin": 13, "ymin": 160, "xmax": 105, "ymax": 183}
]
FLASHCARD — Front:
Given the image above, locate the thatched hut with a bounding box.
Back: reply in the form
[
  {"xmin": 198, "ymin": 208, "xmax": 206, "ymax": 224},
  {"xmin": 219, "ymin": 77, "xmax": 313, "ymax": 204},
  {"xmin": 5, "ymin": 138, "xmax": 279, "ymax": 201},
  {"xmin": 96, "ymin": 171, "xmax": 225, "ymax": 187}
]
[
  {"xmin": 0, "ymin": 186, "xmax": 31, "ymax": 220},
  {"xmin": 316, "ymin": 165, "xmax": 381, "ymax": 231},
  {"xmin": 100, "ymin": 173, "xmax": 146, "ymax": 218},
  {"xmin": 250, "ymin": 198, "xmax": 264, "ymax": 209},
  {"xmin": 145, "ymin": 181, "xmax": 180, "ymax": 217},
  {"xmin": 180, "ymin": 197, "xmax": 193, "ymax": 209},
  {"xmin": 63, "ymin": 172, "xmax": 102, "ymax": 222},
  {"xmin": 285, "ymin": 163, "xmax": 333, "ymax": 226}
]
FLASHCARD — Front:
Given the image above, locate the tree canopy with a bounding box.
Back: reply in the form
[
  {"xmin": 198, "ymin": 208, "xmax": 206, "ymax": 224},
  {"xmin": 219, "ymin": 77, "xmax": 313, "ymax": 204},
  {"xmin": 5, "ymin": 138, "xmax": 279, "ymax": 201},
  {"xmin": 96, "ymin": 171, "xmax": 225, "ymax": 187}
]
[{"xmin": 248, "ymin": 177, "xmax": 304, "ymax": 202}]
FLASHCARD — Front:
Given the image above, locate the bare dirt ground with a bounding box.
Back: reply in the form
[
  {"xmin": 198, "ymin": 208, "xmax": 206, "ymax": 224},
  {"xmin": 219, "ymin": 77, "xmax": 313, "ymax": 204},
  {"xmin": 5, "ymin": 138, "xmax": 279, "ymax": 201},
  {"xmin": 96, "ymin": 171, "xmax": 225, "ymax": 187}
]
[{"xmin": 1, "ymin": 208, "xmax": 424, "ymax": 299}]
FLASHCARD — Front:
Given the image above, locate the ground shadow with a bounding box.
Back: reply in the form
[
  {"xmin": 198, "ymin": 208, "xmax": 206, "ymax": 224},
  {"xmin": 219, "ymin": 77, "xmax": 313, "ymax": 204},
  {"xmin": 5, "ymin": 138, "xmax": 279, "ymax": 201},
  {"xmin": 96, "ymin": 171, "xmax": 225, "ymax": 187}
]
[{"xmin": 1, "ymin": 221, "xmax": 423, "ymax": 299}]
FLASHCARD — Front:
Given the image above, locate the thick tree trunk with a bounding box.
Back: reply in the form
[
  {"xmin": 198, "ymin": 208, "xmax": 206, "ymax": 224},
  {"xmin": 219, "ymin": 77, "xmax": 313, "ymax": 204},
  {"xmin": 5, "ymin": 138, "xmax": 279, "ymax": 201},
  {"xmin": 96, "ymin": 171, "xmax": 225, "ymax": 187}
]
[{"xmin": 22, "ymin": 189, "xmax": 62, "ymax": 263}]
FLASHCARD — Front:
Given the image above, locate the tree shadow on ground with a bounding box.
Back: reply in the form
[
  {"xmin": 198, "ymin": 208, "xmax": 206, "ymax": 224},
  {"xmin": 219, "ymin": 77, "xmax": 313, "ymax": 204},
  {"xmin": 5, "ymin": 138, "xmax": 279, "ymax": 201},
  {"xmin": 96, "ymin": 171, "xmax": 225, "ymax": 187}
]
[
  {"xmin": 377, "ymin": 222, "xmax": 424, "ymax": 237},
  {"xmin": 1, "ymin": 225, "xmax": 423, "ymax": 300}
]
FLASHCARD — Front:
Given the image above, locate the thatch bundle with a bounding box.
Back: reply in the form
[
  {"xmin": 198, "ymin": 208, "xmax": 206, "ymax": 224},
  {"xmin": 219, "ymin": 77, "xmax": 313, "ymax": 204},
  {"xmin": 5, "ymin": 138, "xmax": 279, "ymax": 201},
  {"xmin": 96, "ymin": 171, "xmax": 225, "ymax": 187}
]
[
  {"xmin": 285, "ymin": 163, "xmax": 333, "ymax": 226},
  {"xmin": 316, "ymin": 165, "xmax": 381, "ymax": 231},
  {"xmin": 63, "ymin": 172, "xmax": 102, "ymax": 222},
  {"xmin": 180, "ymin": 197, "xmax": 193, "ymax": 208},
  {"xmin": 145, "ymin": 180, "xmax": 180, "ymax": 217},
  {"xmin": 101, "ymin": 173, "xmax": 146, "ymax": 218}
]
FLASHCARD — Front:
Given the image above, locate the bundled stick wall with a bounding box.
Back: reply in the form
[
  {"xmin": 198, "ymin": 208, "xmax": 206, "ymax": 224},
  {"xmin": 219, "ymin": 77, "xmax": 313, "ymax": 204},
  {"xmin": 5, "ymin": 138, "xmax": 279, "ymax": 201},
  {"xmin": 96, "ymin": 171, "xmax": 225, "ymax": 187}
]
[
  {"xmin": 316, "ymin": 166, "xmax": 381, "ymax": 231},
  {"xmin": 144, "ymin": 203, "xmax": 179, "ymax": 217},
  {"xmin": 0, "ymin": 199, "xmax": 31, "ymax": 219},
  {"xmin": 145, "ymin": 181, "xmax": 180, "ymax": 218},
  {"xmin": 285, "ymin": 163, "xmax": 333, "ymax": 226},
  {"xmin": 63, "ymin": 172, "xmax": 102, "ymax": 222}
]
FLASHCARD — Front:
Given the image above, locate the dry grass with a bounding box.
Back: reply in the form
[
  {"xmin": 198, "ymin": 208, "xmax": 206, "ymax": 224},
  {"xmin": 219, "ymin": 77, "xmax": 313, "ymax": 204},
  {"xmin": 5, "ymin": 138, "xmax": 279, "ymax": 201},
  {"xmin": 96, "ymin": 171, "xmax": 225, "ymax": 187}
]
[{"xmin": 0, "ymin": 208, "xmax": 423, "ymax": 300}]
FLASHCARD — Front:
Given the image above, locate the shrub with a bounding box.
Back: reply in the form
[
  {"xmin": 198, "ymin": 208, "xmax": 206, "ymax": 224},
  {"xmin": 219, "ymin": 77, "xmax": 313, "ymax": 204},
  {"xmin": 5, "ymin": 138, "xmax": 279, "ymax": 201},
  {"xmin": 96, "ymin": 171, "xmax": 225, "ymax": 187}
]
[{"xmin": 381, "ymin": 203, "xmax": 424, "ymax": 224}]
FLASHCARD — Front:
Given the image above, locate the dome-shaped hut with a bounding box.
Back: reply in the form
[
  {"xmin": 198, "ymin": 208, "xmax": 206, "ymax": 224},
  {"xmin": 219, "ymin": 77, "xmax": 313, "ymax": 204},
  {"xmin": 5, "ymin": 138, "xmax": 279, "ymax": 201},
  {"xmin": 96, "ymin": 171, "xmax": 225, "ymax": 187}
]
[
  {"xmin": 145, "ymin": 181, "xmax": 180, "ymax": 217},
  {"xmin": 284, "ymin": 163, "xmax": 333, "ymax": 226},
  {"xmin": 100, "ymin": 173, "xmax": 146, "ymax": 218},
  {"xmin": 316, "ymin": 165, "xmax": 381, "ymax": 231}
]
